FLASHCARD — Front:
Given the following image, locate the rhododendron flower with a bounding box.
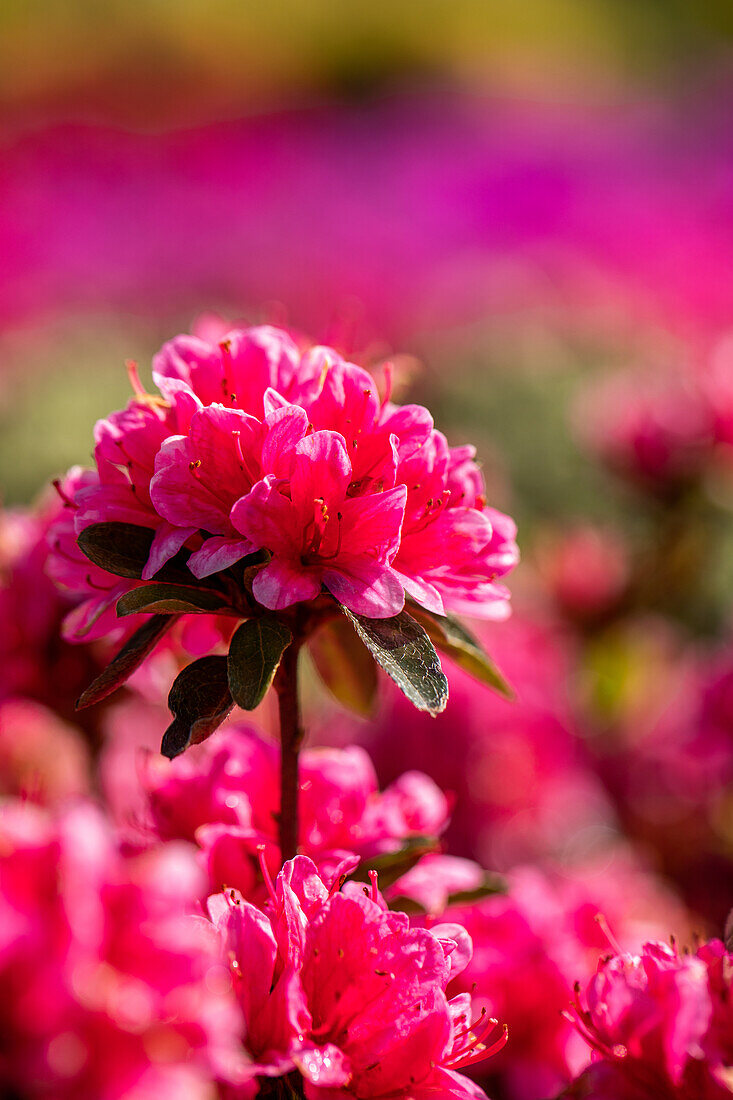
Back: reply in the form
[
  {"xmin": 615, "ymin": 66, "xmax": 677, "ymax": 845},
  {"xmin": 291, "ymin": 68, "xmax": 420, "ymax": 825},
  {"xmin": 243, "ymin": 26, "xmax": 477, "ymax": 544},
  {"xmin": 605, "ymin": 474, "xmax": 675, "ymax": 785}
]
[
  {"xmin": 564, "ymin": 937, "xmax": 733, "ymax": 1099},
  {"xmin": 0, "ymin": 798, "xmax": 243, "ymax": 1099},
  {"xmin": 49, "ymin": 324, "xmax": 517, "ymax": 624},
  {"xmin": 230, "ymin": 430, "xmax": 408, "ymax": 615},
  {"xmin": 209, "ymin": 855, "xmax": 506, "ymax": 1098},
  {"xmin": 574, "ymin": 366, "xmax": 712, "ymax": 493}
]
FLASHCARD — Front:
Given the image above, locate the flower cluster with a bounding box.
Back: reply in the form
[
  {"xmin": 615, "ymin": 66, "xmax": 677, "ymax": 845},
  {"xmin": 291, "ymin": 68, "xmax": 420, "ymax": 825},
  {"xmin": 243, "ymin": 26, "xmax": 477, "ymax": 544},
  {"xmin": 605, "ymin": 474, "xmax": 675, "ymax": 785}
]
[
  {"xmin": 48, "ymin": 325, "xmax": 517, "ymax": 635},
  {"xmin": 209, "ymin": 854, "xmax": 507, "ymax": 1099},
  {"xmin": 0, "ymin": 798, "xmax": 242, "ymax": 1099},
  {"xmin": 564, "ymin": 937, "xmax": 733, "ymax": 1098}
]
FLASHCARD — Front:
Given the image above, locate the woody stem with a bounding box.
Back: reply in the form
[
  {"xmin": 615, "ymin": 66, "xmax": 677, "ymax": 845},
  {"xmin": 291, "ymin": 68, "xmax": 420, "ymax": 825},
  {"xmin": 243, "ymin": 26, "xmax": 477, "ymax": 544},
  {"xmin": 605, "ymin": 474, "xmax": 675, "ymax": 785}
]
[{"xmin": 274, "ymin": 637, "xmax": 304, "ymax": 863}]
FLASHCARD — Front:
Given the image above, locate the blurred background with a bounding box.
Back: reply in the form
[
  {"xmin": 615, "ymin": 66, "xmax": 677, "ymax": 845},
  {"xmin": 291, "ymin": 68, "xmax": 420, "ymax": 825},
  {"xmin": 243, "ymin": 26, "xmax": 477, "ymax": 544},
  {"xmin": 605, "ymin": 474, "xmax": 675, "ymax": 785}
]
[{"xmin": 3, "ymin": 6, "xmax": 733, "ymax": 1096}]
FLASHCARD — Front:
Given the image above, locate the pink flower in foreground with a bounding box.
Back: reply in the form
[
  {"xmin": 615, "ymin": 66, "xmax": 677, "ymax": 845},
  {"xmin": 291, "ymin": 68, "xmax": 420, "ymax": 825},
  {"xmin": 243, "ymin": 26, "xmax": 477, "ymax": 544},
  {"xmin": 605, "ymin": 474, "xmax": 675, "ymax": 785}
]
[
  {"xmin": 50, "ymin": 324, "xmax": 517, "ymax": 624},
  {"xmin": 564, "ymin": 938, "xmax": 733, "ymax": 1099},
  {"xmin": 209, "ymin": 855, "xmax": 506, "ymax": 1098},
  {"xmin": 0, "ymin": 798, "xmax": 243, "ymax": 1099}
]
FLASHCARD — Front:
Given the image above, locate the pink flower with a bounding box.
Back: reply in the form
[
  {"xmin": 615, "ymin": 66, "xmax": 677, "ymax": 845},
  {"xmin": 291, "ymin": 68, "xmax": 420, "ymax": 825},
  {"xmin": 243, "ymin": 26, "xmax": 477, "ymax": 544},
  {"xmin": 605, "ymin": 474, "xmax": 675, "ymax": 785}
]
[
  {"xmin": 0, "ymin": 698, "xmax": 91, "ymax": 804},
  {"xmin": 565, "ymin": 938, "xmax": 733, "ymax": 1099},
  {"xmin": 574, "ymin": 366, "xmax": 712, "ymax": 493},
  {"xmin": 230, "ymin": 430, "xmax": 407, "ymax": 615},
  {"xmin": 0, "ymin": 797, "xmax": 244, "ymax": 1099},
  {"xmin": 150, "ymin": 403, "xmax": 309, "ymax": 578},
  {"xmin": 46, "ymin": 466, "xmax": 146, "ymax": 642},
  {"xmin": 51, "ymin": 325, "xmax": 516, "ymax": 625},
  {"xmin": 153, "ymin": 325, "xmax": 303, "ymax": 417},
  {"xmin": 0, "ymin": 497, "xmax": 100, "ymax": 705},
  {"xmin": 208, "ymin": 855, "xmax": 505, "ymax": 1098}
]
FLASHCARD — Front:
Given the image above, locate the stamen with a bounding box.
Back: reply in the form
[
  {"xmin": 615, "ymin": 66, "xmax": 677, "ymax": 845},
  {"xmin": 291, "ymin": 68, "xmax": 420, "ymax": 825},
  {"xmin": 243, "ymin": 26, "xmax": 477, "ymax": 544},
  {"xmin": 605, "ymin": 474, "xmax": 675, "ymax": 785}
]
[
  {"xmin": 126, "ymin": 359, "xmax": 147, "ymax": 397},
  {"xmin": 52, "ymin": 479, "xmax": 77, "ymax": 509},
  {"xmin": 595, "ymin": 913, "xmax": 623, "ymax": 956},
  {"xmin": 219, "ymin": 340, "xmax": 234, "ymax": 401},
  {"xmin": 256, "ymin": 845, "xmax": 277, "ymax": 905},
  {"xmin": 318, "ymin": 512, "xmax": 343, "ymax": 561},
  {"xmin": 368, "ymin": 870, "xmax": 379, "ymax": 903},
  {"xmin": 445, "ymin": 1011, "xmax": 508, "ymax": 1070},
  {"xmin": 381, "ymin": 361, "xmax": 393, "ymax": 407},
  {"xmin": 232, "ymin": 431, "xmax": 258, "ymax": 485},
  {"xmin": 328, "ymin": 874, "xmax": 346, "ymax": 898}
]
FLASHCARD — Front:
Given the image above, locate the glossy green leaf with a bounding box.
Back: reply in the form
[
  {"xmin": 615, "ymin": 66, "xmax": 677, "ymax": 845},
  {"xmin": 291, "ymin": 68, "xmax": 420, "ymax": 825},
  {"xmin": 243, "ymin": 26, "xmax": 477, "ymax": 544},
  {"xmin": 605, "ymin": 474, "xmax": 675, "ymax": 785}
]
[
  {"xmin": 342, "ymin": 607, "xmax": 448, "ymax": 715},
  {"xmin": 161, "ymin": 656, "xmax": 233, "ymax": 759},
  {"xmin": 227, "ymin": 617, "xmax": 292, "ymax": 710},
  {"xmin": 77, "ymin": 522, "xmax": 157, "ymax": 579},
  {"xmin": 409, "ymin": 605, "xmax": 514, "ymax": 700},
  {"xmin": 116, "ymin": 583, "xmax": 232, "ymax": 617},
  {"xmin": 77, "ymin": 522, "xmax": 195, "ymax": 582},
  {"xmin": 76, "ymin": 614, "xmax": 177, "ymax": 709}
]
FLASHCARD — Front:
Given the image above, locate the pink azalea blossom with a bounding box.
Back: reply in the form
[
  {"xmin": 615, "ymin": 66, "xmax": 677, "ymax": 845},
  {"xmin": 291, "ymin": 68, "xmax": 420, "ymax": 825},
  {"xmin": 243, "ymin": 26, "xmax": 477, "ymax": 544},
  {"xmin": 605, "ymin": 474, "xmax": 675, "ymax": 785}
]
[
  {"xmin": 564, "ymin": 937, "xmax": 733, "ymax": 1099},
  {"xmin": 50, "ymin": 325, "xmax": 517, "ymax": 624},
  {"xmin": 574, "ymin": 365, "xmax": 712, "ymax": 494},
  {"xmin": 0, "ymin": 497, "xmax": 102, "ymax": 706},
  {"xmin": 209, "ymin": 854, "xmax": 506, "ymax": 1098},
  {"xmin": 0, "ymin": 797, "xmax": 244, "ymax": 1099},
  {"xmin": 0, "ymin": 698, "xmax": 91, "ymax": 804}
]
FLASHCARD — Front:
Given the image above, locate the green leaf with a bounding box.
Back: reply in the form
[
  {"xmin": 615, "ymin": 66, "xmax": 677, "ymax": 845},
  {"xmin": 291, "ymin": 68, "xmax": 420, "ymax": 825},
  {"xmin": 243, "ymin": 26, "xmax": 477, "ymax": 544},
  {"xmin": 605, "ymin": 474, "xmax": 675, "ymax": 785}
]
[
  {"xmin": 77, "ymin": 522, "xmax": 195, "ymax": 582},
  {"xmin": 348, "ymin": 835, "xmax": 439, "ymax": 889},
  {"xmin": 77, "ymin": 523, "xmax": 157, "ymax": 579},
  {"xmin": 227, "ymin": 617, "xmax": 292, "ymax": 710},
  {"xmin": 76, "ymin": 614, "xmax": 177, "ymax": 709},
  {"xmin": 309, "ymin": 617, "xmax": 378, "ymax": 717},
  {"xmin": 409, "ymin": 605, "xmax": 514, "ymax": 700},
  {"xmin": 342, "ymin": 607, "xmax": 448, "ymax": 715},
  {"xmin": 116, "ymin": 583, "xmax": 233, "ymax": 617},
  {"xmin": 161, "ymin": 656, "xmax": 233, "ymax": 759}
]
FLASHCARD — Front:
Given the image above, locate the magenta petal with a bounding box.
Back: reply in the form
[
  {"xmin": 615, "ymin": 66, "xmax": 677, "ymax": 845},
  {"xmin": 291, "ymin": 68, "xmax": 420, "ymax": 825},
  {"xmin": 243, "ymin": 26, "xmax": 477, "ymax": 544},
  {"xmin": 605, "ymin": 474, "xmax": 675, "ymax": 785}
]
[
  {"xmin": 322, "ymin": 560, "xmax": 405, "ymax": 618},
  {"xmin": 230, "ymin": 478, "xmax": 297, "ymax": 554},
  {"xmin": 262, "ymin": 406, "xmax": 310, "ymax": 478},
  {"xmin": 340, "ymin": 485, "xmax": 406, "ymax": 560},
  {"xmin": 252, "ymin": 560, "xmax": 321, "ymax": 611},
  {"xmin": 291, "ymin": 432, "xmax": 351, "ymax": 510},
  {"xmin": 188, "ymin": 536, "xmax": 255, "ymax": 579},
  {"xmin": 393, "ymin": 570, "xmax": 445, "ymax": 616},
  {"xmin": 153, "ymin": 334, "xmax": 225, "ymax": 405},
  {"xmin": 143, "ymin": 523, "xmax": 197, "ymax": 579},
  {"xmin": 151, "ymin": 439, "xmax": 230, "ymax": 535}
]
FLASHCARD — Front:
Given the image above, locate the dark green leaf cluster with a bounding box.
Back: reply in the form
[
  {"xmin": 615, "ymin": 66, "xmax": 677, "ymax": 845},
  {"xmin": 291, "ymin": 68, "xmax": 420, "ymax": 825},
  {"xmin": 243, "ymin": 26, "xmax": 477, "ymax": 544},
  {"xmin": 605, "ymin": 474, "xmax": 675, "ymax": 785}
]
[{"xmin": 75, "ymin": 521, "xmax": 510, "ymax": 758}]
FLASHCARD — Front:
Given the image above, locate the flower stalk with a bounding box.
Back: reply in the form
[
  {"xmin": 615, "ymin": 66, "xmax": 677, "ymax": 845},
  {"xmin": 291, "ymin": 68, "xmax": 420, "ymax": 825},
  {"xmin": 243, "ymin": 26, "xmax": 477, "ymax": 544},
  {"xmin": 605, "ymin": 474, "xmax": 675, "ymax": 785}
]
[{"xmin": 274, "ymin": 636, "xmax": 304, "ymax": 862}]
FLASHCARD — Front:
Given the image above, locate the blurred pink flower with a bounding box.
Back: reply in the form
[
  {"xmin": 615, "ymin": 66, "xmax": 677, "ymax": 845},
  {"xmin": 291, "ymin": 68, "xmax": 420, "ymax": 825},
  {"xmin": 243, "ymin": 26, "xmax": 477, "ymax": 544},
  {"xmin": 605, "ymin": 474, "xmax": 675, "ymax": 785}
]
[
  {"xmin": 337, "ymin": 614, "xmax": 613, "ymax": 870},
  {"xmin": 574, "ymin": 365, "xmax": 712, "ymax": 493},
  {"xmin": 143, "ymin": 721, "xmax": 454, "ymax": 906},
  {"xmin": 0, "ymin": 698, "xmax": 90, "ymax": 804},
  {"xmin": 565, "ymin": 938, "xmax": 733, "ymax": 1098},
  {"xmin": 0, "ymin": 798, "xmax": 243, "ymax": 1099},
  {"xmin": 538, "ymin": 524, "xmax": 630, "ymax": 621}
]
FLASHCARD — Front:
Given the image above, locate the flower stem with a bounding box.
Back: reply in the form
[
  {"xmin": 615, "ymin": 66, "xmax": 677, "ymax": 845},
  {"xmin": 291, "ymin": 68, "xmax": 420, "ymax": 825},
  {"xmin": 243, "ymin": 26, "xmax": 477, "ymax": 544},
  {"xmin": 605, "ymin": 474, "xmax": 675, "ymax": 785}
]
[{"xmin": 274, "ymin": 638, "xmax": 304, "ymax": 863}]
